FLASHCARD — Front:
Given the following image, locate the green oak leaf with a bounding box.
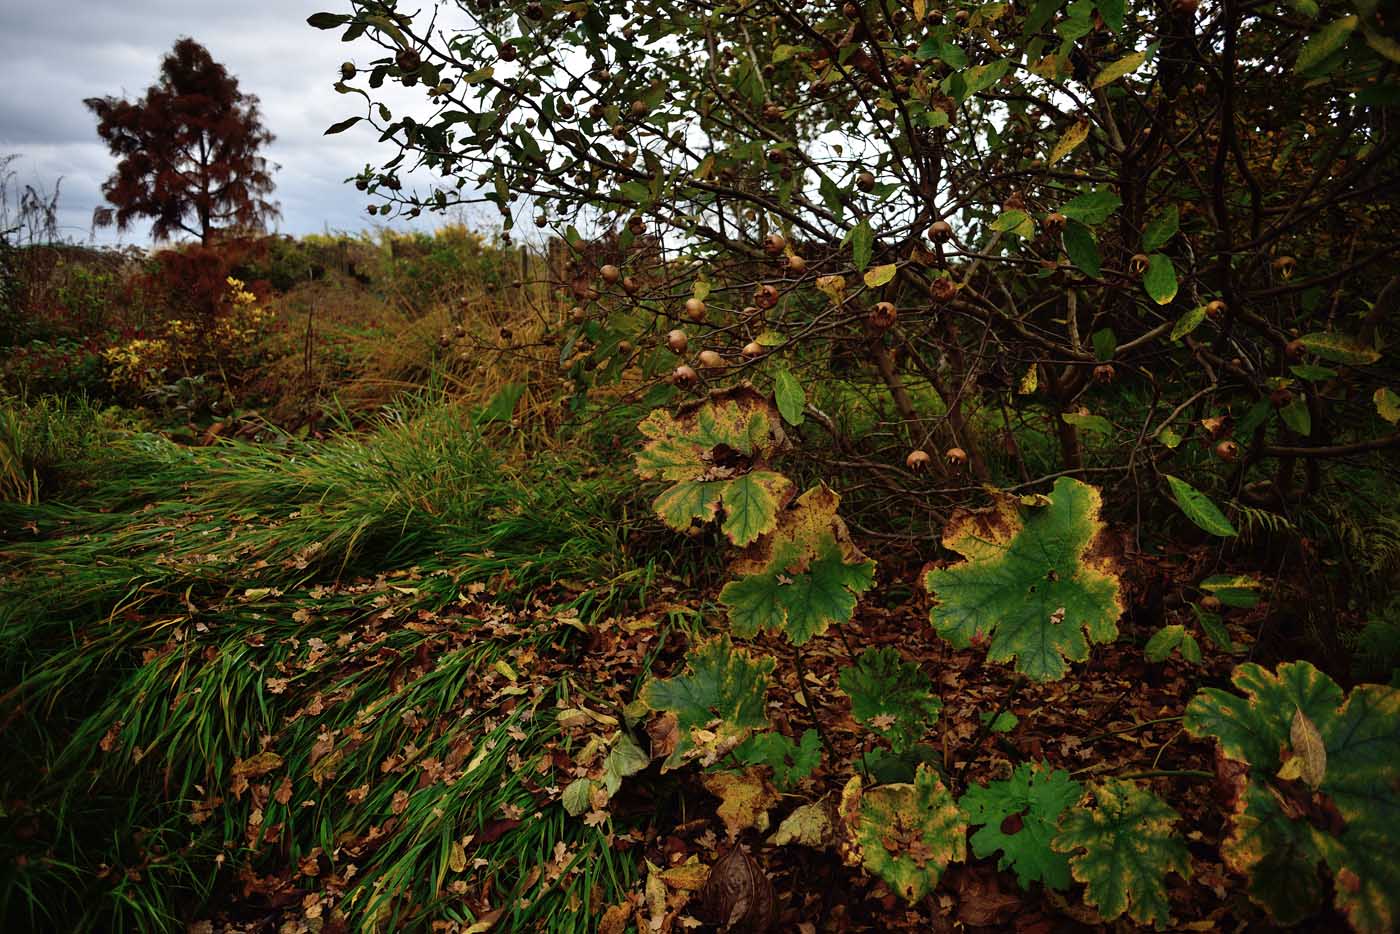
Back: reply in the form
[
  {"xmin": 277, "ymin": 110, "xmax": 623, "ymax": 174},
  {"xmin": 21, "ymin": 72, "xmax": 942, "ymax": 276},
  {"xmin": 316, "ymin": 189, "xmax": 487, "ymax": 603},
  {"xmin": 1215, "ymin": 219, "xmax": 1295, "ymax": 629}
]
[
  {"xmin": 734, "ymin": 728, "xmax": 821, "ymax": 790},
  {"xmin": 1185, "ymin": 662, "xmax": 1400, "ymax": 932},
  {"xmin": 925, "ymin": 477, "xmax": 1124, "ymax": 681},
  {"xmin": 839, "ymin": 647, "xmax": 941, "ymax": 753},
  {"xmin": 641, "ymin": 635, "xmax": 775, "ymax": 771},
  {"xmin": 838, "ymin": 764, "xmax": 966, "ymax": 903},
  {"xmin": 1053, "ymin": 780, "xmax": 1191, "ymax": 928},
  {"xmin": 635, "ymin": 387, "xmax": 794, "ymax": 545},
  {"xmin": 961, "ymin": 761, "xmax": 1081, "ymax": 890},
  {"xmin": 720, "ymin": 485, "xmax": 876, "ymax": 645}
]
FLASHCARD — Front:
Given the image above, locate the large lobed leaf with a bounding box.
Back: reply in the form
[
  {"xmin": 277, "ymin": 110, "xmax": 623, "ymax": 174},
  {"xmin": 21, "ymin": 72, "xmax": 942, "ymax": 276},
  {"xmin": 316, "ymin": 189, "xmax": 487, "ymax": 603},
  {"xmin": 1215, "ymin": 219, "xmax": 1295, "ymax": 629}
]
[
  {"xmin": 1052, "ymin": 780, "xmax": 1191, "ymax": 929},
  {"xmin": 925, "ymin": 477, "xmax": 1124, "ymax": 681},
  {"xmin": 837, "ymin": 764, "xmax": 966, "ymax": 903},
  {"xmin": 1185, "ymin": 661, "xmax": 1400, "ymax": 932},
  {"xmin": 962, "ymin": 761, "xmax": 1081, "ymax": 891},
  {"xmin": 641, "ymin": 635, "xmax": 775, "ymax": 771},
  {"xmin": 839, "ymin": 647, "xmax": 941, "ymax": 753},
  {"xmin": 634, "ymin": 386, "xmax": 793, "ymax": 546},
  {"xmin": 720, "ymin": 485, "xmax": 876, "ymax": 644}
]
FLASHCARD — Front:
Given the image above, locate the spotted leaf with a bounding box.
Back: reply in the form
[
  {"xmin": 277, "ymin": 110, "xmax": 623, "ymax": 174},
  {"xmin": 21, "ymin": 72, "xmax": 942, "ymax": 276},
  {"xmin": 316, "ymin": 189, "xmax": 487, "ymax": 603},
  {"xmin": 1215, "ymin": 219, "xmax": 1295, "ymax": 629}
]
[
  {"xmin": 1185, "ymin": 662, "xmax": 1400, "ymax": 932},
  {"xmin": 838, "ymin": 764, "xmax": 966, "ymax": 903},
  {"xmin": 961, "ymin": 761, "xmax": 1081, "ymax": 890}
]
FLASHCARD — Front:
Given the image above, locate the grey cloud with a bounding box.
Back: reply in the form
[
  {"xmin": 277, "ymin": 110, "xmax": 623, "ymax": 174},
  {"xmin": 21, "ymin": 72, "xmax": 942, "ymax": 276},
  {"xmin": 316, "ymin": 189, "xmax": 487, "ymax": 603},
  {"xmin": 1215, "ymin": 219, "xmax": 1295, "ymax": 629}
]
[{"xmin": 1, "ymin": 0, "xmax": 457, "ymax": 244}]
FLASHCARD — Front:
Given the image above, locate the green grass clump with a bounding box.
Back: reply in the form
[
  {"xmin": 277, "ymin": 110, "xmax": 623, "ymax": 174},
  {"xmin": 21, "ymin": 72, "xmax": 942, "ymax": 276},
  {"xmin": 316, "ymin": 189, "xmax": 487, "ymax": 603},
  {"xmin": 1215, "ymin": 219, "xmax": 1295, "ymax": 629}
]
[{"xmin": 0, "ymin": 395, "xmax": 674, "ymax": 932}]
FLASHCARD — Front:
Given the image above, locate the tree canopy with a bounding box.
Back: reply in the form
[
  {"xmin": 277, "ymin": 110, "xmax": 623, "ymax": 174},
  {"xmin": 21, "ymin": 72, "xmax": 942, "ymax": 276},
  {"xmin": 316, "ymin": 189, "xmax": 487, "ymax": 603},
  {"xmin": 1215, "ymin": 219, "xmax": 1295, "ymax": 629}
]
[{"xmin": 85, "ymin": 38, "xmax": 279, "ymax": 244}]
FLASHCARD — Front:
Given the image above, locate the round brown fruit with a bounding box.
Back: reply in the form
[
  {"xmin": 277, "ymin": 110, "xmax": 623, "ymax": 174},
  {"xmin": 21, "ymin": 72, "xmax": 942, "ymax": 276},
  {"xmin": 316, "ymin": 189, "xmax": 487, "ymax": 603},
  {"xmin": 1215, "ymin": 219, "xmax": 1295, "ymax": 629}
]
[
  {"xmin": 931, "ymin": 277, "xmax": 958, "ymax": 303},
  {"xmin": 1093, "ymin": 364, "xmax": 1115, "ymax": 384},
  {"xmin": 1285, "ymin": 339, "xmax": 1306, "ymax": 360},
  {"xmin": 666, "ymin": 329, "xmax": 688, "ymax": 354},
  {"xmin": 928, "ymin": 220, "xmax": 953, "ymax": 242},
  {"xmin": 742, "ymin": 341, "xmax": 765, "ymax": 358},
  {"xmin": 630, "ymin": 100, "xmax": 648, "ymax": 117},
  {"xmin": 869, "ymin": 301, "xmax": 898, "ymax": 330},
  {"xmin": 857, "ymin": 171, "xmax": 876, "ymax": 193},
  {"xmin": 673, "ymin": 364, "xmax": 698, "ymax": 386},
  {"xmin": 906, "ymin": 449, "xmax": 931, "ymax": 470},
  {"xmin": 754, "ymin": 284, "xmax": 780, "ymax": 309},
  {"xmin": 684, "ymin": 297, "xmax": 706, "ymax": 322},
  {"xmin": 1129, "ymin": 253, "xmax": 1151, "ymax": 275},
  {"xmin": 1043, "ymin": 212, "xmax": 1066, "ymax": 233},
  {"xmin": 600, "ymin": 264, "xmax": 621, "ymax": 284},
  {"xmin": 698, "ymin": 350, "xmax": 725, "ymax": 369},
  {"xmin": 945, "ymin": 447, "xmax": 968, "ymax": 466},
  {"xmin": 1215, "ymin": 440, "xmax": 1240, "ymax": 462},
  {"xmin": 1272, "ymin": 256, "xmax": 1296, "ymax": 280},
  {"xmin": 570, "ymin": 306, "xmax": 586, "ymax": 324},
  {"xmin": 787, "ymin": 255, "xmax": 807, "ymax": 274},
  {"xmin": 1270, "ymin": 387, "xmax": 1294, "ymax": 408},
  {"xmin": 341, "ymin": 62, "xmax": 357, "ymax": 80},
  {"xmin": 763, "ymin": 233, "xmax": 786, "ymax": 255},
  {"xmin": 1200, "ymin": 595, "xmax": 1222, "ymax": 611},
  {"xmin": 617, "ymin": 340, "xmax": 634, "ymax": 355},
  {"xmin": 535, "ymin": 215, "xmax": 548, "ymax": 229},
  {"xmin": 622, "ymin": 276, "xmax": 639, "ymax": 295},
  {"xmin": 1205, "ymin": 299, "xmax": 1227, "ymax": 317}
]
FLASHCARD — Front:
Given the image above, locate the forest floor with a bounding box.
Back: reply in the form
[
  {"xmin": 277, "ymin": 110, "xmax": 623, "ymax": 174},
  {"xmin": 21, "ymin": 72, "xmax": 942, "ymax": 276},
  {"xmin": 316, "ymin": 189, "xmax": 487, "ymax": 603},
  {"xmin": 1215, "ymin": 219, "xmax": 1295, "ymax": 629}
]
[{"xmin": 0, "ymin": 402, "xmax": 1360, "ymax": 933}]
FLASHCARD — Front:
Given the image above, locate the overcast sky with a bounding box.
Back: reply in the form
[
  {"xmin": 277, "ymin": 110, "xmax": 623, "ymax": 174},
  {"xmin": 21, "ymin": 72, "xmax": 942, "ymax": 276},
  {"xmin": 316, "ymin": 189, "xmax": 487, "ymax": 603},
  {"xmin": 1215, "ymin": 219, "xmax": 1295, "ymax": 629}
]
[{"xmin": 0, "ymin": 1, "xmax": 480, "ymax": 244}]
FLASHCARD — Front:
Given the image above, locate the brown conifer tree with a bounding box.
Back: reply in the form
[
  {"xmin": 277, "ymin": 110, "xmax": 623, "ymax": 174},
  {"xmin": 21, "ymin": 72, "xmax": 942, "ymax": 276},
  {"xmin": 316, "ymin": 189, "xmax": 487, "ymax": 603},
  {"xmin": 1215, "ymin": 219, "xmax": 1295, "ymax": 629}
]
[{"xmin": 85, "ymin": 38, "xmax": 279, "ymax": 244}]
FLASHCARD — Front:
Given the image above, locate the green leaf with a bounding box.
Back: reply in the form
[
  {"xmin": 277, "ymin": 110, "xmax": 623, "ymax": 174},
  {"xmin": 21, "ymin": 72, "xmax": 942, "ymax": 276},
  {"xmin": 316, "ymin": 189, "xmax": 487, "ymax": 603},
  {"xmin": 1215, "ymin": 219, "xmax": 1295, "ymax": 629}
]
[
  {"xmin": 1143, "ymin": 253, "xmax": 1177, "ymax": 305},
  {"xmin": 1164, "ymin": 475, "xmax": 1237, "ymax": 537},
  {"xmin": 962, "ymin": 761, "xmax": 1081, "ymax": 890},
  {"xmin": 980, "ymin": 710, "xmax": 1019, "ymax": 733},
  {"xmin": 1141, "ymin": 205, "xmax": 1179, "ymax": 252},
  {"xmin": 635, "ymin": 388, "xmax": 793, "ymax": 546},
  {"xmin": 1291, "ymin": 363, "xmax": 1337, "ymax": 381},
  {"xmin": 1061, "ymin": 412, "xmax": 1113, "ymax": 435},
  {"xmin": 1092, "ymin": 50, "xmax": 1148, "ymax": 88},
  {"xmin": 1053, "ymin": 780, "xmax": 1191, "ymax": 928},
  {"xmin": 1297, "ymin": 16, "xmax": 1358, "ymax": 74},
  {"xmin": 720, "ymin": 486, "xmax": 876, "ymax": 645},
  {"xmin": 307, "ymin": 12, "xmax": 352, "ymax": 28},
  {"xmin": 1200, "ymin": 574, "xmax": 1262, "ymax": 608},
  {"xmin": 1279, "ymin": 396, "xmax": 1312, "ymax": 436},
  {"xmin": 851, "ymin": 218, "xmax": 874, "ymax": 271},
  {"xmin": 641, "ymin": 635, "xmax": 775, "ymax": 771},
  {"xmin": 1375, "ymin": 387, "xmax": 1400, "ymax": 424},
  {"xmin": 1060, "ymin": 189, "xmax": 1122, "ymax": 226},
  {"xmin": 562, "ymin": 777, "xmax": 596, "ymax": 816},
  {"xmin": 925, "ymin": 477, "xmax": 1124, "ymax": 681},
  {"xmin": 773, "ymin": 366, "xmax": 805, "ymax": 426},
  {"xmin": 1091, "ymin": 328, "xmax": 1117, "ymax": 361},
  {"xmin": 735, "ymin": 729, "xmax": 821, "ymax": 789},
  {"xmin": 992, "ymin": 210, "xmax": 1036, "ymax": 238},
  {"xmin": 324, "ymin": 116, "xmax": 362, "ymax": 135},
  {"xmin": 839, "ymin": 647, "xmax": 942, "ymax": 753},
  {"xmin": 1063, "ymin": 221, "xmax": 1101, "ymax": 278},
  {"xmin": 1145, "ymin": 625, "xmax": 1181, "ymax": 662},
  {"xmin": 1185, "ymin": 662, "xmax": 1400, "ymax": 931},
  {"xmin": 602, "ymin": 733, "xmax": 651, "ymax": 795},
  {"xmin": 838, "ymin": 764, "xmax": 967, "ymax": 903},
  {"xmin": 1191, "ymin": 604, "xmax": 1235, "ymax": 653},
  {"xmin": 1169, "ymin": 305, "xmax": 1205, "ymax": 341},
  {"xmin": 1096, "ymin": 0, "xmax": 1124, "ymax": 31},
  {"xmin": 1297, "ymin": 331, "xmax": 1381, "ymax": 365}
]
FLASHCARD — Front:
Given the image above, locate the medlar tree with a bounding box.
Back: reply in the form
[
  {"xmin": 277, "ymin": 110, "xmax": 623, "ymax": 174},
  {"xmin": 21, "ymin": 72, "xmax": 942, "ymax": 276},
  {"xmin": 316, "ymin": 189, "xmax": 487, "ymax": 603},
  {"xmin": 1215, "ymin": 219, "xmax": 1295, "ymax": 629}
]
[
  {"xmin": 85, "ymin": 38, "xmax": 279, "ymax": 245},
  {"xmin": 313, "ymin": 0, "xmax": 1400, "ymax": 516}
]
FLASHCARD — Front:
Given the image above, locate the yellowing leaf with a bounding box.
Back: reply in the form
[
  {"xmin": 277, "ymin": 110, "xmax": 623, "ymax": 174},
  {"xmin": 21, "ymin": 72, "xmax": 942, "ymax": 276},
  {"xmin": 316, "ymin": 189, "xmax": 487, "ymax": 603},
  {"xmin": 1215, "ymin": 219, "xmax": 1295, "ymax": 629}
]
[
  {"xmin": 1018, "ymin": 363, "xmax": 1038, "ymax": 395},
  {"xmin": 838, "ymin": 764, "xmax": 966, "ymax": 903},
  {"xmin": 703, "ymin": 766, "xmax": 778, "ymax": 840},
  {"xmin": 863, "ymin": 263, "xmax": 898, "ymax": 288},
  {"xmin": 769, "ymin": 801, "xmax": 834, "ymax": 848},
  {"xmin": 1049, "ymin": 118, "xmax": 1090, "ymax": 164},
  {"xmin": 815, "ymin": 274, "xmax": 847, "ymax": 302},
  {"xmin": 1374, "ymin": 387, "xmax": 1400, "ymax": 424},
  {"xmin": 925, "ymin": 478, "xmax": 1123, "ymax": 681},
  {"xmin": 1093, "ymin": 50, "xmax": 1148, "ymax": 88}
]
